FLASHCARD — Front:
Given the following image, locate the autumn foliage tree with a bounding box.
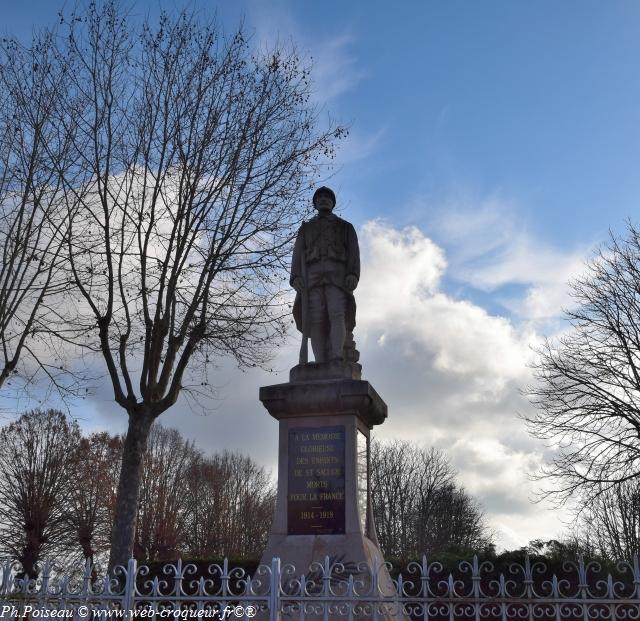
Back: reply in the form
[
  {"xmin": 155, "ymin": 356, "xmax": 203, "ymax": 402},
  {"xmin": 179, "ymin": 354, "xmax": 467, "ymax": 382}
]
[
  {"xmin": 132, "ymin": 424, "xmax": 275, "ymax": 561},
  {"xmin": 135, "ymin": 425, "xmax": 199, "ymax": 561},
  {"xmin": 66, "ymin": 432, "xmax": 122, "ymax": 569},
  {"xmin": 182, "ymin": 451, "xmax": 275, "ymax": 559},
  {"xmin": 0, "ymin": 415, "xmax": 274, "ymax": 570},
  {"xmin": 135, "ymin": 424, "xmax": 275, "ymax": 560}
]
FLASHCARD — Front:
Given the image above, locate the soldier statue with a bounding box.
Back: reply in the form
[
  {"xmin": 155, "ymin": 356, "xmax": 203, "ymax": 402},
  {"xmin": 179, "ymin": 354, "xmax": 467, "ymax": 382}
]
[{"xmin": 291, "ymin": 187, "xmax": 360, "ymax": 364}]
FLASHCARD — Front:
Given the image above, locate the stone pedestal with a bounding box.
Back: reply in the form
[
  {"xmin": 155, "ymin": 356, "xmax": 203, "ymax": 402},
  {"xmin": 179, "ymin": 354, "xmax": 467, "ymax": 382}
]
[{"xmin": 259, "ymin": 363, "xmax": 403, "ymax": 618}]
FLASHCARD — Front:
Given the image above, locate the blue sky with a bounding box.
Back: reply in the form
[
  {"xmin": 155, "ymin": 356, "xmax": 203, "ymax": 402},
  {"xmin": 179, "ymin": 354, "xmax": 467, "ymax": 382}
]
[
  {"xmin": 244, "ymin": 1, "xmax": 638, "ymax": 243},
  {"xmin": 3, "ymin": 1, "xmax": 640, "ymax": 550},
  {"xmin": 5, "ymin": 1, "xmax": 639, "ymax": 244}
]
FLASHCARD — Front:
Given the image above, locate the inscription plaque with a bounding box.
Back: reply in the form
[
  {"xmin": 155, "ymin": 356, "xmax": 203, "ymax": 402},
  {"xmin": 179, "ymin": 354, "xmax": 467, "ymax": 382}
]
[{"xmin": 287, "ymin": 425, "xmax": 345, "ymax": 535}]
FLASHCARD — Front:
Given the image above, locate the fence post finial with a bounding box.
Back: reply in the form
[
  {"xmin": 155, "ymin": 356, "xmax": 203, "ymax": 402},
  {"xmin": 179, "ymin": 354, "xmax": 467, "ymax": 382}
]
[
  {"xmin": 269, "ymin": 557, "xmax": 281, "ymax": 621},
  {"xmin": 122, "ymin": 558, "xmax": 137, "ymax": 619}
]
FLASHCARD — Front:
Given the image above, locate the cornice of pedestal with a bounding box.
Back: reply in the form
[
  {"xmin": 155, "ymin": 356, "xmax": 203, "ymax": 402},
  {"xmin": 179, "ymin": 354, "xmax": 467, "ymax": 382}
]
[{"xmin": 259, "ymin": 372, "xmax": 388, "ymax": 428}]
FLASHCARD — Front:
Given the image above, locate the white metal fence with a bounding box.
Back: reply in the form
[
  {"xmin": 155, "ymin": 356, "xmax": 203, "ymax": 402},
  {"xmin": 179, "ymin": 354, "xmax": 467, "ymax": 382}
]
[{"xmin": 2, "ymin": 554, "xmax": 640, "ymax": 620}]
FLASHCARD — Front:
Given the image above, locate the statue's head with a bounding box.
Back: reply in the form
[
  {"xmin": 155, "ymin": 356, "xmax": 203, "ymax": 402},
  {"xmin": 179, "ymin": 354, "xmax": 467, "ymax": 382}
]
[{"xmin": 312, "ymin": 186, "xmax": 336, "ymax": 214}]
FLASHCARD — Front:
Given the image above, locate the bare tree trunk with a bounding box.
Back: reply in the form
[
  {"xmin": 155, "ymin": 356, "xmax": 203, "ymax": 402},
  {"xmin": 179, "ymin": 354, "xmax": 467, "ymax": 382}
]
[
  {"xmin": 18, "ymin": 531, "xmax": 40, "ymax": 581},
  {"xmin": 79, "ymin": 533, "xmax": 98, "ymax": 582},
  {"xmin": 108, "ymin": 413, "xmax": 153, "ymax": 570}
]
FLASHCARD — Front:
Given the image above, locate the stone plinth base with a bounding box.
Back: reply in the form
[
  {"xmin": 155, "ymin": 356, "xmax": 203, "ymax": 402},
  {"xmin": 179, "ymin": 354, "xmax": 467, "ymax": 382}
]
[{"xmin": 258, "ymin": 368, "xmax": 405, "ymax": 620}]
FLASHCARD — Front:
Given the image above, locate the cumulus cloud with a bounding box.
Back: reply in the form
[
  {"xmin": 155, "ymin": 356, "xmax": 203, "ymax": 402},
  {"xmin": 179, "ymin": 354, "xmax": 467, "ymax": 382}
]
[
  {"xmin": 358, "ymin": 220, "xmax": 536, "ymax": 390},
  {"xmin": 72, "ymin": 216, "xmax": 587, "ymax": 551},
  {"xmin": 353, "ymin": 219, "xmax": 581, "ymax": 549}
]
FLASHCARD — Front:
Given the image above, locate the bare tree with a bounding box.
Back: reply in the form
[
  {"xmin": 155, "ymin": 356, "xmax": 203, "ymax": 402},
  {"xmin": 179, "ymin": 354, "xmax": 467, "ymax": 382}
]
[
  {"xmin": 66, "ymin": 432, "xmax": 122, "ymax": 571},
  {"xmin": 135, "ymin": 424, "xmax": 199, "ymax": 561},
  {"xmin": 524, "ymin": 222, "xmax": 640, "ymax": 506},
  {"xmin": 0, "ymin": 30, "xmax": 78, "ymax": 397},
  {"xmin": 0, "ymin": 409, "xmax": 81, "ymax": 578},
  {"xmin": 370, "ymin": 440, "xmax": 492, "ymax": 559},
  {"xmin": 49, "ymin": 2, "xmax": 344, "ymax": 567},
  {"xmin": 571, "ymin": 481, "xmax": 640, "ymax": 561},
  {"xmin": 421, "ymin": 483, "xmax": 489, "ymax": 554},
  {"xmin": 371, "ymin": 441, "xmax": 429, "ymax": 557},
  {"xmin": 183, "ymin": 451, "xmax": 275, "ymax": 559}
]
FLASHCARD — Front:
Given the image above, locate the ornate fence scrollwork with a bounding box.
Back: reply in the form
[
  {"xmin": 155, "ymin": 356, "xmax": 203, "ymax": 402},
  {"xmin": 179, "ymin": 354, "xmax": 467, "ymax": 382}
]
[{"xmin": 2, "ymin": 555, "xmax": 640, "ymax": 620}]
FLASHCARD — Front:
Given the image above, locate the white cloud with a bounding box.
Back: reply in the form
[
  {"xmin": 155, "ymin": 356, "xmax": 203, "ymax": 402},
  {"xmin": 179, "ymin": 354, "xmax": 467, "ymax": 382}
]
[
  {"xmin": 358, "ymin": 220, "xmax": 536, "ymax": 389},
  {"xmin": 352, "ymin": 219, "xmax": 578, "ymax": 549},
  {"xmin": 67, "ymin": 214, "xmax": 587, "ymax": 552},
  {"xmin": 425, "ymin": 196, "xmax": 592, "ymax": 325},
  {"xmin": 142, "ymin": 217, "xmax": 576, "ymax": 550}
]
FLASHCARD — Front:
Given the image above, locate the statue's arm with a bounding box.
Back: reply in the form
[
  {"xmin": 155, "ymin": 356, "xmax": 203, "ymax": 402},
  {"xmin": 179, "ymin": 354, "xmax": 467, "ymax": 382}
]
[{"xmin": 346, "ymin": 223, "xmax": 360, "ymax": 282}]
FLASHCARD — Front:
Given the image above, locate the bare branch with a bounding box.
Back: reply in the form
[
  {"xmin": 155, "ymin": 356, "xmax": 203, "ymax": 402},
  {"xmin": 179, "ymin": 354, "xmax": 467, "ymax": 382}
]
[{"xmin": 524, "ymin": 221, "xmax": 640, "ymax": 507}]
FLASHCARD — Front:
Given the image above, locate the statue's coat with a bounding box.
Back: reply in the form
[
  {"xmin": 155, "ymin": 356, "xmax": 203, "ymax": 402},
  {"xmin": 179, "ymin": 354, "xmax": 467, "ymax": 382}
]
[{"xmin": 290, "ymin": 213, "xmax": 360, "ymax": 333}]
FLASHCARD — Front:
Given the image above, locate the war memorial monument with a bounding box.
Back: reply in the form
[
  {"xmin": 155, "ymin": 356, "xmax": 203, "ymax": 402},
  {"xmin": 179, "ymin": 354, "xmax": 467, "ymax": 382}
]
[{"xmin": 258, "ymin": 187, "xmax": 396, "ymax": 598}]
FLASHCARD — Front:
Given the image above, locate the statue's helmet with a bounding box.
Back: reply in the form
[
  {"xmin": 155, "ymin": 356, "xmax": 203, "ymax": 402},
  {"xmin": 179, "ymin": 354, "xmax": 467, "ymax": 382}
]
[{"xmin": 312, "ymin": 186, "xmax": 336, "ymax": 208}]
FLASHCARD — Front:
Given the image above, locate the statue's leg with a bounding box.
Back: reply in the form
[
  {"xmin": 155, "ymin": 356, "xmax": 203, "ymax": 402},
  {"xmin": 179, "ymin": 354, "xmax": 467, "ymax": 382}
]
[
  {"xmin": 326, "ymin": 286, "xmax": 347, "ymax": 361},
  {"xmin": 309, "ymin": 287, "xmax": 327, "ymax": 363}
]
